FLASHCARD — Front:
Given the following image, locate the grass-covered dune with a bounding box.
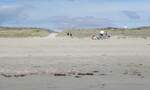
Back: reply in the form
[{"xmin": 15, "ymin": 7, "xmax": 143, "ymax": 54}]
[
  {"xmin": 57, "ymin": 26, "xmax": 150, "ymax": 38},
  {"xmin": 0, "ymin": 27, "xmax": 53, "ymax": 37}
]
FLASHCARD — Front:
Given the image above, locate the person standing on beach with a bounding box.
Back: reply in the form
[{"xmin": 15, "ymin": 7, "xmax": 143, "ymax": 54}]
[{"xmin": 67, "ymin": 32, "xmax": 73, "ymax": 37}]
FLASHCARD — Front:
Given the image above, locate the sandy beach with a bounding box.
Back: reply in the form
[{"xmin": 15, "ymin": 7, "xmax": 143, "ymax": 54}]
[{"xmin": 0, "ymin": 35, "xmax": 150, "ymax": 90}]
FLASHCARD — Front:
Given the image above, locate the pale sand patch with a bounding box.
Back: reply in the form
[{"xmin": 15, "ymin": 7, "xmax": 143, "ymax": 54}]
[{"xmin": 42, "ymin": 33, "xmax": 58, "ymax": 39}]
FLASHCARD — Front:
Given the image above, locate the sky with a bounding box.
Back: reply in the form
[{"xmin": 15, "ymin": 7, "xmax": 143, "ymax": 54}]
[{"xmin": 0, "ymin": 0, "xmax": 150, "ymax": 30}]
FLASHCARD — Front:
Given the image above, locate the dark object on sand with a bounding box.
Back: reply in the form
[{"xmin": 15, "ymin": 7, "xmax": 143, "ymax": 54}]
[
  {"xmin": 99, "ymin": 74, "xmax": 107, "ymax": 76},
  {"xmin": 1, "ymin": 74, "xmax": 13, "ymax": 78},
  {"xmin": 75, "ymin": 76, "xmax": 81, "ymax": 78},
  {"xmin": 14, "ymin": 74, "xmax": 26, "ymax": 78},
  {"xmin": 139, "ymin": 64, "xmax": 143, "ymax": 66},
  {"xmin": 54, "ymin": 73, "xmax": 66, "ymax": 76},
  {"xmin": 92, "ymin": 70, "xmax": 99, "ymax": 73},
  {"xmin": 77, "ymin": 73, "xmax": 94, "ymax": 76},
  {"xmin": 137, "ymin": 73, "xmax": 142, "ymax": 76}
]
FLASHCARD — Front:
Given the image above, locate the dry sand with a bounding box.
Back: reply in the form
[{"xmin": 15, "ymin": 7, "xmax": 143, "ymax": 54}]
[{"xmin": 0, "ymin": 34, "xmax": 150, "ymax": 90}]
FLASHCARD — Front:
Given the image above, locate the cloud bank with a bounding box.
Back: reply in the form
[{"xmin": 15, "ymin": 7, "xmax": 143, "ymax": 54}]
[{"xmin": 0, "ymin": 0, "xmax": 150, "ymax": 29}]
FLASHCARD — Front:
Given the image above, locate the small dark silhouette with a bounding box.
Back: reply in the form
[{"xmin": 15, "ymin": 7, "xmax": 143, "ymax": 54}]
[
  {"xmin": 67, "ymin": 32, "xmax": 73, "ymax": 37},
  {"xmin": 70, "ymin": 33, "xmax": 72, "ymax": 37},
  {"xmin": 67, "ymin": 32, "xmax": 70, "ymax": 36}
]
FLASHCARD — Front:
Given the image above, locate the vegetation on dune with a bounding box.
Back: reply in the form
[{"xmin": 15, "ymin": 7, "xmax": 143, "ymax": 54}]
[
  {"xmin": 1, "ymin": 26, "xmax": 150, "ymax": 38},
  {"xmin": 0, "ymin": 27, "xmax": 53, "ymax": 37},
  {"xmin": 57, "ymin": 27, "xmax": 150, "ymax": 38}
]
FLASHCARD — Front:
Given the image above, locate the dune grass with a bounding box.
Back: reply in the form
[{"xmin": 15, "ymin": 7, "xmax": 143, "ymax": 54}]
[
  {"xmin": 0, "ymin": 27, "xmax": 51, "ymax": 38},
  {"xmin": 57, "ymin": 28, "xmax": 150, "ymax": 38}
]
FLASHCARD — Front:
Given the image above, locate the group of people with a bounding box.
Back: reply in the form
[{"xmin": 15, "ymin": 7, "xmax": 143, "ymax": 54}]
[
  {"xmin": 99, "ymin": 31, "xmax": 110, "ymax": 37},
  {"xmin": 66, "ymin": 31, "xmax": 110, "ymax": 40},
  {"xmin": 91, "ymin": 30, "xmax": 111, "ymax": 40},
  {"xmin": 66, "ymin": 32, "xmax": 73, "ymax": 37}
]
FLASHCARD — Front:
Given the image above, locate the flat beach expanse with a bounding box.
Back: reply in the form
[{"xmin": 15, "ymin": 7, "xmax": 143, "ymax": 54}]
[{"xmin": 0, "ymin": 36, "xmax": 150, "ymax": 90}]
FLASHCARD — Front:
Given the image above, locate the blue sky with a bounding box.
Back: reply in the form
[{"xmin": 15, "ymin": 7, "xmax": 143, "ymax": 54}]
[{"xmin": 0, "ymin": 0, "xmax": 150, "ymax": 30}]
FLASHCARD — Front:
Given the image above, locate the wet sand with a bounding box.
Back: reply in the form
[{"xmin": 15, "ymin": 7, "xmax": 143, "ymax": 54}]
[{"xmin": 0, "ymin": 37, "xmax": 150, "ymax": 90}]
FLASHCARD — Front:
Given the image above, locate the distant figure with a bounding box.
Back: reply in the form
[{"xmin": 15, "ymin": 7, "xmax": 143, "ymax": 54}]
[
  {"xmin": 67, "ymin": 32, "xmax": 70, "ymax": 36},
  {"xmin": 70, "ymin": 33, "xmax": 72, "ymax": 37},
  {"xmin": 66, "ymin": 32, "xmax": 73, "ymax": 37}
]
